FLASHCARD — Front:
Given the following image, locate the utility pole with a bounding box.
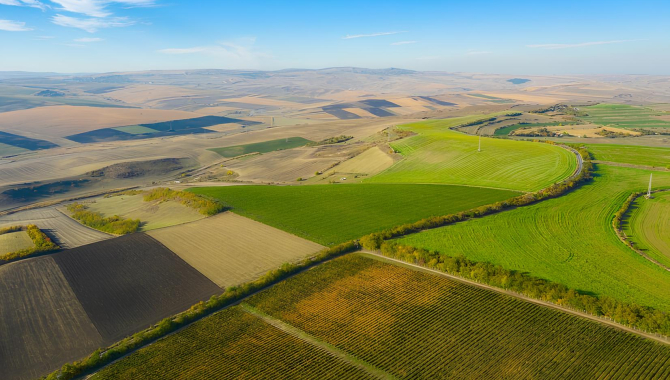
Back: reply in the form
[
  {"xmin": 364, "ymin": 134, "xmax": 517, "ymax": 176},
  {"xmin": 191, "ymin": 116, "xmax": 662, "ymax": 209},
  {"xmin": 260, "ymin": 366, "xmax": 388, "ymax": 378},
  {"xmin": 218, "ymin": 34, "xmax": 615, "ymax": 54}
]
[
  {"xmin": 478, "ymin": 134, "xmax": 481, "ymax": 152},
  {"xmin": 647, "ymin": 173, "xmax": 653, "ymax": 198}
]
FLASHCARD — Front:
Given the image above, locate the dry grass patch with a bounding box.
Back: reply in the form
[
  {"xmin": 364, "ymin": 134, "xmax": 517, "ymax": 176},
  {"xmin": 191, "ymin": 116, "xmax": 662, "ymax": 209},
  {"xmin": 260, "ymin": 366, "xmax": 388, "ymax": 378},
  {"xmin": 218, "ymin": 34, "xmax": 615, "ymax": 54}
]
[
  {"xmin": 148, "ymin": 212, "xmax": 324, "ymax": 288},
  {"xmin": 308, "ymin": 146, "xmax": 394, "ymax": 184},
  {"xmin": 82, "ymin": 194, "xmax": 205, "ymax": 231},
  {"xmin": 0, "ymin": 230, "xmax": 34, "ymax": 255}
]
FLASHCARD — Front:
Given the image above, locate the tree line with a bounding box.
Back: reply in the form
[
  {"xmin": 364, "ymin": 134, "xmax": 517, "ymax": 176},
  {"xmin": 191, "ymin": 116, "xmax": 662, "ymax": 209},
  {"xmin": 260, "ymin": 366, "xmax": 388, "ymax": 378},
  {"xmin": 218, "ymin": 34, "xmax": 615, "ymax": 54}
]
[
  {"xmin": 366, "ymin": 241, "xmax": 670, "ymax": 337},
  {"xmin": 67, "ymin": 203, "xmax": 140, "ymax": 235},
  {"xmin": 0, "ymin": 224, "xmax": 60, "ymax": 262},
  {"xmin": 143, "ymin": 188, "xmax": 225, "ymax": 216}
]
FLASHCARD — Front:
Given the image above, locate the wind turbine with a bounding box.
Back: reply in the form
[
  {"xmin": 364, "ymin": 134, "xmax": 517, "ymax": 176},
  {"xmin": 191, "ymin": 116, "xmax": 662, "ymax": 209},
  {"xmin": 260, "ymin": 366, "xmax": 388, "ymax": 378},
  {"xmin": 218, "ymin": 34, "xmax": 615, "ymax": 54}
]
[
  {"xmin": 646, "ymin": 173, "xmax": 653, "ymax": 198},
  {"xmin": 478, "ymin": 134, "xmax": 481, "ymax": 152}
]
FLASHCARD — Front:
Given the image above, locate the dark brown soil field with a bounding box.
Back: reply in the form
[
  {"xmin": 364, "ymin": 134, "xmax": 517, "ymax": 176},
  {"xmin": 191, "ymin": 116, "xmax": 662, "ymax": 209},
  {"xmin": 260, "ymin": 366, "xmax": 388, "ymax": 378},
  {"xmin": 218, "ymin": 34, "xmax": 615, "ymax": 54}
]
[
  {"xmin": 0, "ymin": 256, "xmax": 104, "ymax": 380},
  {"xmin": 53, "ymin": 234, "xmax": 221, "ymax": 342}
]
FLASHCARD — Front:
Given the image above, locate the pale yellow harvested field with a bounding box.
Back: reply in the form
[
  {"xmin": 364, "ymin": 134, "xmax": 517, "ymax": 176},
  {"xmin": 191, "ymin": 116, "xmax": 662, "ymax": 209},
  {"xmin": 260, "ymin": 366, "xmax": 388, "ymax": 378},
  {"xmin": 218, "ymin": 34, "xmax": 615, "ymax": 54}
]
[
  {"xmin": 516, "ymin": 124, "xmax": 642, "ymax": 138},
  {"xmin": 342, "ymin": 107, "xmax": 378, "ymax": 118},
  {"xmin": 0, "ymin": 231, "xmax": 34, "ymax": 255},
  {"xmin": 0, "ymin": 116, "xmax": 400, "ymax": 187},
  {"xmin": 309, "ymin": 146, "xmax": 394, "ymax": 183},
  {"xmin": 148, "ymin": 212, "xmax": 324, "ymax": 287},
  {"xmin": 483, "ymin": 92, "xmax": 566, "ymax": 104},
  {"xmin": 226, "ymin": 147, "xmax": 342, "ymax": 183},
  {"xmin": 83, "ymin": 194, "xmax": 205, "ymax": 231},
  {"xmin": 219, "ymin": 96, "xmax": 312, "ymax": 108},
  {"xmin": 0, "ymin": 106, "xmax": 196, "ymax": 139},
  {"xmin": 0, "ymin": 207, "xmax": 110, "ymax": 249},
  {"xmin": 204, "ymin": 123, "xmax": 244, "ymax": 133},
  {"xmin": 103, "ymin": 84, "xmax": 203, "ymax": 105}
]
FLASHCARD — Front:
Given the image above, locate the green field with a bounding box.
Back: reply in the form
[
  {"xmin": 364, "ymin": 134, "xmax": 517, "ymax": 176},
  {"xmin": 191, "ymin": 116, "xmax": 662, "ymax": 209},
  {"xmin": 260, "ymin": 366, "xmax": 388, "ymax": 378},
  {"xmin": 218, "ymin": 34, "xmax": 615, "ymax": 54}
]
[
  {"xmin": 189, "ymin": 184, "xmax": 518, "ymax": 246},
  {"xmin": 91, "ymin": 306, "xmax": 373, "ymax": 380},
  {"xmin": 467, "ymin": 93, "xmax": 514, "ymax": 103},
  {"xmin": 209, "ymin": 137, "xmax": 313, "ymax": 158},
  {"xmin": 0, "ymin": 231, "xmax": 34, "ymax": 255},
  {"xmin": 624, "ymin": 191, "xmax": 670, "ymax": 268},
  {"xmin": 366, "ymin": 120, "xmax": 577, "ymax": 191},
  {"xmin": 586, "ymin": 144, "xmax": 670, "ymax": 168},
  {"xmin": 90, "ymin": 254, "xmax": 670, "ymax": 379},
  {"xmin": 397, "ymin": 164, "xmax": 670, "ymax": 311},
  {"xmin": 112, "ymin": 125, "xmax": 160, "ymax": 135},
  {"xmin": 582, "ymin": 104, "xmax": 670, "ymax": 129},
  {"xmin": 0, "ymin": 142, "xmax": 29, "ymax": 157}
]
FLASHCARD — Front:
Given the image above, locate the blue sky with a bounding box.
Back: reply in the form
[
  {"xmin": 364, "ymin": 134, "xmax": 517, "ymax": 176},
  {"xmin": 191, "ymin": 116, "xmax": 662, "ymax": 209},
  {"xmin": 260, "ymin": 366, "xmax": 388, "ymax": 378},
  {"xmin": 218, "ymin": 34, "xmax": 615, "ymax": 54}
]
[{"xmin": 1, "ymin": 0, "xmax": 669, "ymax": 74}]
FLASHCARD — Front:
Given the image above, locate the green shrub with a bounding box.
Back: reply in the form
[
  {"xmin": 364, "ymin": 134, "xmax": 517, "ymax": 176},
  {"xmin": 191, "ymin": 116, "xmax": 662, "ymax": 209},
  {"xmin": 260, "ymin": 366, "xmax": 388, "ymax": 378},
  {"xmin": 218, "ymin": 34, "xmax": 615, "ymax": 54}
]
[
  {"xmin": 67, "ymin": 203, "xmax": 140, "ymax": 235},
  {"xmin": 143, "ymin": 188, "xmax": 225, "ymax": 216}
]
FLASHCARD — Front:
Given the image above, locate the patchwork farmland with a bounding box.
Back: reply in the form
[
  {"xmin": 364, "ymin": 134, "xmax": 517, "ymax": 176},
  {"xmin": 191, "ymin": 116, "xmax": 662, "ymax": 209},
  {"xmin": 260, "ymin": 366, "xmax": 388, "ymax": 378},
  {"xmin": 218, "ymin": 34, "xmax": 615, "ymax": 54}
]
[
  {"xmin": 90, "ymin": 254, "xmax": 670, "ymax": 379},
  {"xmin": 582, "ymin": 104, "xmax": 670, "ymax": 130}
]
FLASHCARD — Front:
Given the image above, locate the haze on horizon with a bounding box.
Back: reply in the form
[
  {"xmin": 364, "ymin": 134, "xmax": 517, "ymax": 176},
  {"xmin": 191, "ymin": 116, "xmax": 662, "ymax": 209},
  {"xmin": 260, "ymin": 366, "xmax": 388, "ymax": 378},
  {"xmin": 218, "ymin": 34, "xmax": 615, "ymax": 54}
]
[{"xmin": 0, "ymin": 0, "xmax": 669, "ymax": 75}]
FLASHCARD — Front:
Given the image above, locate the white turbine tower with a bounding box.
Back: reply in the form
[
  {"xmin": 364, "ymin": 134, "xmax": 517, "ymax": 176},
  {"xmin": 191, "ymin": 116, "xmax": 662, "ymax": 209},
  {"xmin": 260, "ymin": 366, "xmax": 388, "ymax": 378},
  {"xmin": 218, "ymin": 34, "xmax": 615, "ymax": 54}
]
[
  {"xmin": 647, "ymin": 173, "xmax": 653, "ymax": 198},
  {"xmin": 478, "ymin": 134, "xmax": 481, "ymax": 152}
]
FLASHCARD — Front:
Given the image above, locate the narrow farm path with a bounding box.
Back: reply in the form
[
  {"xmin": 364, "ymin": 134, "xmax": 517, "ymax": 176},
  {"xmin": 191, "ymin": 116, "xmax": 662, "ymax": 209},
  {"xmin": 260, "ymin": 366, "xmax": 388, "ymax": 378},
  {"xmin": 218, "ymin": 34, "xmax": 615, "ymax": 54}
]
[
  {"xmin": 361, "ymin": 251, "xmax": 670, "ymax": 346},
  {"xmin": 240, "ymin": 303, "xmax": 397, "ymax": 380}
]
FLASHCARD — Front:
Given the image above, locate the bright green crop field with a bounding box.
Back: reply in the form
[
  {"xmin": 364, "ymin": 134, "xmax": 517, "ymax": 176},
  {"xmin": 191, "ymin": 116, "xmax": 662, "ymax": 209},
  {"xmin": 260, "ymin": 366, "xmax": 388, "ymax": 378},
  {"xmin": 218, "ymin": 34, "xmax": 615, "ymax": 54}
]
[
  {"xmin": 209, "ymin": 137, "xmax": 312, "ymax": 158},
  {"xmin": 586, "ymin": 144, "xmax": 670, "ymax": 168},
  {"xmin": 189, "ymin": 184, "xmax": 518, "ymax": 246},
  {"xmin": 624, "ymin": 191, "xmax": 670, "ymax": 268},
  {"xmin": 398, "ymin": 164, "xmax": 670, "ymax": 311},
  {"xmin": 582, "ymin": 104, "xmax": 670, "ymax": 129},
  {"xmin": 366, "ymin": 119, "xmax": 576, "ymax": 191}
]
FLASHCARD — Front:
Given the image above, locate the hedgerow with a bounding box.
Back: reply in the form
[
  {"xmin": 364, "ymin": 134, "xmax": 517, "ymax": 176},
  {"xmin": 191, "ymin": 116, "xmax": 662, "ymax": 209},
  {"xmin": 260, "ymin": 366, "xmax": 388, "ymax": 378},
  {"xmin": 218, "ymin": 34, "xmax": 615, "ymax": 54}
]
[
  {"xmin": 67, "ymin": 203, "xmax": 140, "ymax": 235},
  {"xmin": 143, "ymin": 188, "xmax": 225, "ymax": 216},
  {"xmin": 0, "ymin": 224, "xmax": 60, "ymax": 262}
]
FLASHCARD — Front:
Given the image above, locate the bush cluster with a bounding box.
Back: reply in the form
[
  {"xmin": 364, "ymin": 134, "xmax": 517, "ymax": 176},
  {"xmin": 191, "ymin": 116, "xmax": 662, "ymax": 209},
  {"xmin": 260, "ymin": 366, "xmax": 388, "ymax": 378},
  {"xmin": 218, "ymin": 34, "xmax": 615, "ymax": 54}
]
[
  {"xmin": 144, "ymin": 188, "xmax": 225, "ymax": 216},
  {"xmin": 0, "ymin": 224, "xmax": 60, "ymax": 262},
  {"xmin": 374, "ymin": 241, "xmax": 670, "ymax": 336},
  {"xmin": 42, "ymin": 240, "xmax": 359, "ymax": 380},
  {"xmin": 67, "ymin": 203, "xmax": 140, "ymax": 235}
]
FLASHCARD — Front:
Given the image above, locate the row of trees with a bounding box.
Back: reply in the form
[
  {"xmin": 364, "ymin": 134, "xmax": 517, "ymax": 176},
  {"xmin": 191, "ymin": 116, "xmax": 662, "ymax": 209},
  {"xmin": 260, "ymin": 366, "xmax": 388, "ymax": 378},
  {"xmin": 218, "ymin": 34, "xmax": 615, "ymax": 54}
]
[
  {"xmin": 67, "ymin": 203, "xmax": 140, "ymax": 235},
  {"xmin": 143, "ymin": 188, "xmax": 225, "ymax": 216},
  {"xmin": 361, "ymin": 145, "xmax": 592, "ymax": 246},
  {"xmin": 42, "ymin": 239, "xmax": 360, "ymax": 380},
  {"xmin": 0, "ymin": 224, "xmax": 59, "ymax": 262},
  {"xmin": 373, "ymin": 241, "xmax": 670, "ymax": 336}
]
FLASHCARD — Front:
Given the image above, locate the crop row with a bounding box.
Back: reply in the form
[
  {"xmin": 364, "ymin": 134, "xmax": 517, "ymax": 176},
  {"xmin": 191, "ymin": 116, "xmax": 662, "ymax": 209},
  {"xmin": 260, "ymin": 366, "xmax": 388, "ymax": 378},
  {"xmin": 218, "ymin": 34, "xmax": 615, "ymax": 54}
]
[
  {"xmin": 91, "ymin": 307, "xmax": 373, "ymax": 380},
  {"xmin": 246, "ymin": 254, "xmax": 670, "ymax": 379}
]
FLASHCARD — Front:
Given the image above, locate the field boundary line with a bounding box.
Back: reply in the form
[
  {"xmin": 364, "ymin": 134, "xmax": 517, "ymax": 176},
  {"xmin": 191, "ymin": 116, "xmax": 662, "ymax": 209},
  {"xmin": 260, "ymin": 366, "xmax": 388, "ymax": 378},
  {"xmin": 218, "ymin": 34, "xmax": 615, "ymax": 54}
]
[
  {"xmin": 594, "ymin": 160, "xmax": 670, "ymax": 172},
  {"xmin": 240, "ymin": 303, "xmax": 397, "ymax": 380},
  {"xmin": 78, "ymin": 250, "xmax": 355, "ymax": 380},
  {"xmin": 361, "ymin": 250, "xmax": 670, "ymax": 346},
  {"xmin": 614, "ymin": 189, "xmax": 670, "ymax": 272}
]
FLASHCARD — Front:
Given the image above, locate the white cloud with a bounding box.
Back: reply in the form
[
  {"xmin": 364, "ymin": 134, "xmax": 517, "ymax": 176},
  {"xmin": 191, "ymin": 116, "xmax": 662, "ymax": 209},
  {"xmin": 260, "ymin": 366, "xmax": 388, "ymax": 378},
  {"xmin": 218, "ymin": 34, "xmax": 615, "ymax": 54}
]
[
  {"xmin": 343, "ymin": 31, "xmax": 407, "ymax": 39},
  {"xmin": 391, "ymin": 40, "xmax": 416, "ymax": 45},
  {"xmin": 75, "ymin": 37, "xmax": 103, "ymax": 42},
  {"xmin": 0, "ymin": 0, "xmax": 48, "ymax": 11},
  {"xmin": 527, "ymin": 40, "xmax": 641, "ymax": 49},
  {"xmin": 49, "ymin": 0, "xmax": 156, "ymax": 18},
  {"xmin": 52, "ymin": 14, "xmax": 132, "ymax": 32},
  {"xmin": 35, "ymin": 35, "xmax": 55, "ymax": 39},
  {"xmin": 0, "ymin": 19, "xmax": 32, "ymax": 31},
  {"xmin": 158, "ymin": 40, "xmax": 270, "ymax": 67}
]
